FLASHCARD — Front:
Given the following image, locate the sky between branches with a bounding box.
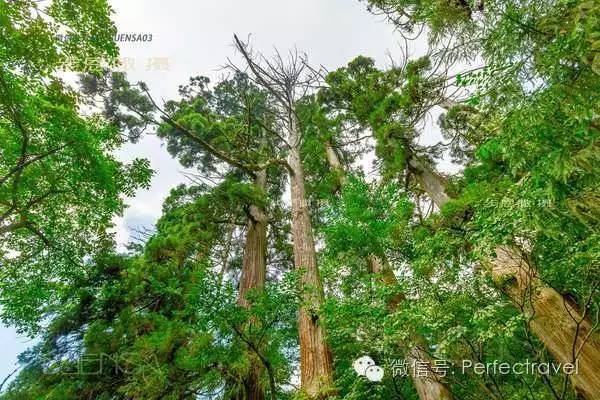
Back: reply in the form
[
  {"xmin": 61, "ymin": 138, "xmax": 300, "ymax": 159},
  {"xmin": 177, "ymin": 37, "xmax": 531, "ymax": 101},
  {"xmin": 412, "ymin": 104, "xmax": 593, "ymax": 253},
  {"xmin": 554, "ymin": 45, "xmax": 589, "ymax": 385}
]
[{"xmin": 0, "ymin": 0, "xmax": 444, "ymax": 382}]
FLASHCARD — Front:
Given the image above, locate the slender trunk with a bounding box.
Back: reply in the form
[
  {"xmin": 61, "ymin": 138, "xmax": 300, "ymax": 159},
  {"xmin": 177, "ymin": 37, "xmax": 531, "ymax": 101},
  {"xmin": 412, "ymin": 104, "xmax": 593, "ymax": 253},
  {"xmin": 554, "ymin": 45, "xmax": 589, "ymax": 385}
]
[
  {"xmin": 289, "ymin": 124, "xmax": 335, "ymax": 398},
  {"xmin": 409, "ymin": 154, "xmax": 600, "ymax": 399},
  {"xmin": 406, "ymin": 346, "xmax": 455, "ymax": 400},
  {"xmin": 366, "ymin": 255, "xmax": 454, "ymax": 400},
  {"xmin": 366, "ymin": 253, "xmax": 405, "ymax": 311},
  {"xmin": 326, "ymin": 141, "xmax": 454, "ymax": 399},
  {"xmin": 232, "ymin": 170, "xmax": 268, "ymax": 400}
]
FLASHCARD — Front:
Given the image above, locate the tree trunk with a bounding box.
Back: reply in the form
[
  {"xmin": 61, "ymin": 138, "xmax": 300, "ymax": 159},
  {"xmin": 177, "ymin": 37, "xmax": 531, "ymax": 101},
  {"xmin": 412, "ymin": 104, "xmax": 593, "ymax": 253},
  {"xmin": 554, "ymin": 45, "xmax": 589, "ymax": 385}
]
[
  {"xmin": 366, "ymin": 255, "xmax": 405, "ymax": 310},
  {"xmin": 366, "ymin": 255, "xmax": 454, "ymax": 400},
  {"xmin": 238, "ymin": 170, "xmax": 268, "ymax": 308},
  {"xmin": 232, "ymin": 359, "xmax": 265, "ymax": 400},
  {"xmin": 324, "ymin": 141, "xmax": 347, "ymax": 188},
  {"xmin": 406, "ymin": 346, "xmax": 455, "ymax": 400},
  {"xmin": 289, "ymin": 125, "xmax": 335, "ymax": 398},
  {"xmin": 326, "ymin": 141, "xmax": 454, "ymax": 399},
  {"xmin": 407, "ymin": 157, "xmax": 451, "ymax": 209},
  {"xmin": 232, "ymin": 170, "xmax": 268, "ymax": 400},
  {"xmin": 408, "ymin": 154, "xmax": 600, "ymax": 399},
  {"xmin": 490, "ymin": 247, "xmax": 600, "ymax": 400}
]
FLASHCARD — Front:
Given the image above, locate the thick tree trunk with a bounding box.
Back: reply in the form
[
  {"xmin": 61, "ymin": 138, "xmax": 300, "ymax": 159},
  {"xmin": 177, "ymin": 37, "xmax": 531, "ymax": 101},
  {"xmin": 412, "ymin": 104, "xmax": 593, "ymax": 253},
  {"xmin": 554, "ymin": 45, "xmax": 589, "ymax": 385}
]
[
  {"xmin": 490, "ymin": 247, "xmax": 600, "ymax": 400},
  {"xmin": 289, "ymin": 126, "xmax": 335, "ymax": 398},
  {"xmin": 326, "ymin": 141, "xmax": 453, "ymax": 399},
  {"xmin": 232, "ymin": 170, "xmax": 268, "ymax": 400},
  {"xmin": 409, "ymin": 154, "xmax": 600, "ymax": 399}
]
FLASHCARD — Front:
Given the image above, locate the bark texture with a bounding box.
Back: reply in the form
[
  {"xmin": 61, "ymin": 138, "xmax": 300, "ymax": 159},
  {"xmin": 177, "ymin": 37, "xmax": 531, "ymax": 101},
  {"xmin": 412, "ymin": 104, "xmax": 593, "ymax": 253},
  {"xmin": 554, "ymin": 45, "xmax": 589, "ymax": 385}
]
[
  {"xmin": 410, "ymin": 154, "xmax": 600, "ymax": 399},
  {"xmin": 238, "ymin": 170, "xmax": 268, "ymax": 308},
  {"xmin": 233, "ymin": 170, "xmax": 268, "ymax": 400},
  {"xmin": 490, "ymin": 247, "xmax": 600, "ymax": 400},
  {"xmin": 290, "ymin": 126, "xmax": 335, "ymax": 398}
]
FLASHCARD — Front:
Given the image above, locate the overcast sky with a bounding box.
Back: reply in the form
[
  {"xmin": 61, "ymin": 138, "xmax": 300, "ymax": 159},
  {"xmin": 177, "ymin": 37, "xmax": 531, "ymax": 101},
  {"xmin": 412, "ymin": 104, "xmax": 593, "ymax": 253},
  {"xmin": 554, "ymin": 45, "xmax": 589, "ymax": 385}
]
[{"xmin": 1, "ymin": 0, "xmax": 439, "ymax": 383}]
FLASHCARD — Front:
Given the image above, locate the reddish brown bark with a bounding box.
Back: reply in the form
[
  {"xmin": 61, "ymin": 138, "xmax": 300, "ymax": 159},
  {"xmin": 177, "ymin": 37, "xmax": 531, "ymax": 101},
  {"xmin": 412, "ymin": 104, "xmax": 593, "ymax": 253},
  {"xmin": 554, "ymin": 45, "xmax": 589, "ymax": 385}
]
[
  {"xmin": 290, "ymin": 130, "xmax": 335, "ymax": 398},
  {"xmin": 226, "ymin": 36, "xmax": 335, "ymax": 398},
  {"xmin": 410, "ymin": 155, "xmax": 600, "ymax": 399},
  {"xmin": 232, "ymin": 170, "xmax": 268, "ymax": 400},
  {"xmin": 238, "ymin": 170, "xmax": 268, "ymax": 308}
]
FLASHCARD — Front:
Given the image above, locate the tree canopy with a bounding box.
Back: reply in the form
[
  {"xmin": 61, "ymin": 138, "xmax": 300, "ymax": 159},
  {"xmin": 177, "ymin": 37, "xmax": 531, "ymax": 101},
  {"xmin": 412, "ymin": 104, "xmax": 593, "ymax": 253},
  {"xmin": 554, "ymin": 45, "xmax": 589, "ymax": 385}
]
[{"xmin": 0, "ymin": 0, "xmax": 598, "ymax": 399}]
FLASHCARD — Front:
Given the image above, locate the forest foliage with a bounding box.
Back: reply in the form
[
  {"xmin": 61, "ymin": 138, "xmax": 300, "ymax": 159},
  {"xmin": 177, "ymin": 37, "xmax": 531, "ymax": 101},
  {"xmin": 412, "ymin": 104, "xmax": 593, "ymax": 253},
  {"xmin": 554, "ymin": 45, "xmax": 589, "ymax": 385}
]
[{"xmin": 0, "ymin": 0, "xmax": 598, "ymax": 399}]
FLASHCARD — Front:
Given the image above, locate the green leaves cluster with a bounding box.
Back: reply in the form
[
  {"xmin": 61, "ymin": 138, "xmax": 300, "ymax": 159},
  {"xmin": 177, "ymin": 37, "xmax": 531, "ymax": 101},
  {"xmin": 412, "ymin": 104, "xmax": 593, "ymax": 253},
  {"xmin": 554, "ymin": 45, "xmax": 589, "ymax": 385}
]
[
  {"xmin": 0, "ymin": 0, "xmax": 151, "ymax": 333},
  {"xmin": 1, "ymin": 0, "xmax": 599, "ymax": 399}
]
